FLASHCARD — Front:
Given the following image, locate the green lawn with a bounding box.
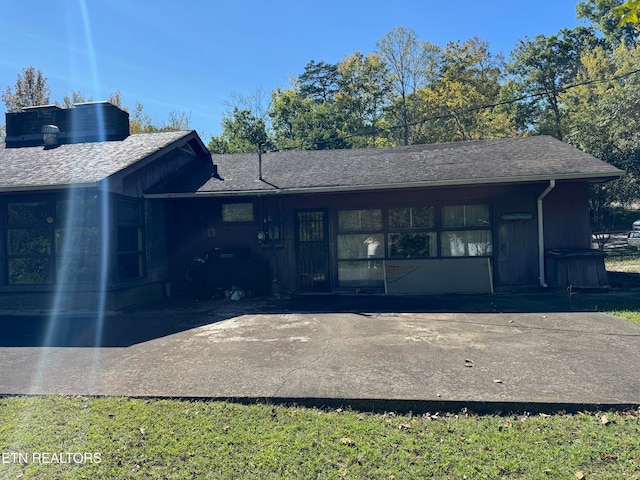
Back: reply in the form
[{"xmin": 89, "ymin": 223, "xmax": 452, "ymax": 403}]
[
  {"xmin": 0, "ymin": 396, "xmax": 638, "ymax": 479},
  {"xmin": 2, "ymin": 263, "xmax": 639, "ymax": 479}
]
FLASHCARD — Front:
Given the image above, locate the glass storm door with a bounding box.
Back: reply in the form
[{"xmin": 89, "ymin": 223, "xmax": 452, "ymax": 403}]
[{"xmin": 295, "ymin": 209, "xmax": 330, "ymax": 292}]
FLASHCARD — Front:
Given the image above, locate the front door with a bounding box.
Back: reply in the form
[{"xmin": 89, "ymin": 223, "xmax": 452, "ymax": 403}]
[{"xmin": 295, "ymin": 209, "xmax": 330, "ymax": 292}]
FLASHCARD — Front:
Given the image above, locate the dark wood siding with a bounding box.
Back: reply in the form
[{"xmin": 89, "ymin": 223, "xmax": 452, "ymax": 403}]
[
  {"xmin": 493, "ymin": 185, "xmax": 539, "ymax": 286},
  {"xmin": 543, "ymin": 182, "xmax": 591, "ymax": 250},
  {"xmin": 163, "ymin": 181, "xmax": 595, "ymax": 295}
]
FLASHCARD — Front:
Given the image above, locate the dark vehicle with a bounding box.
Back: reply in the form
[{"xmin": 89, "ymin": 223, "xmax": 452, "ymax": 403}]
[{"xmin": 186, "ymin": 247, "xmax": 269, "ymax": 299}]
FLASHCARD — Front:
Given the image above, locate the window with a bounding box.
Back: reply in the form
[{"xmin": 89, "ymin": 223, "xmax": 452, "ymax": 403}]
[
  {"xmin": 55, "ymin": 197, "xmax": 100, "ymax": 283},
  {"xmin": 222, "ymin": 203, "xmax": 254, "ymax": 222},
  {"xmin": 116, "ymin": 198, "xmax": 144, "ymax": 280},
  {"xmin": 6, "ymin": 196, "xmax": 101, "ymax": 285},
  {"xmin": 337, "ymin": 209, "xmax": 384, "ymax": 288},
  {"xmin": 441, "ymin": 204, "xmax": 492, "ymax": 257},
  {"xmin": 388, "ymin": 206, "xmax": 437, "ymax": 258}
]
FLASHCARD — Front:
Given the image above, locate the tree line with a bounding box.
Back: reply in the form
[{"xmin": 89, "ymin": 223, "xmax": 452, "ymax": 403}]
[
  {"xmin": 209, "ymin": 0, "xmax": 640, "ymax": 221},
  {"xmin": 2, "ymin": 0, "xmax": 639, "ymax": 223}
]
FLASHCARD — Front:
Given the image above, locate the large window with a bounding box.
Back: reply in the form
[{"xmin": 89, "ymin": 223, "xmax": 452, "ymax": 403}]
[
  {"xmin": 388, "ymin": 206, "xmax": 437, "ymax": 258},
  {"xmin": 6, "ymin": 196, "xmax": 100, "ymax": 285},
  {"xmin": 335, "ymin": 203, "xmax": 492, "ymax": 290},
  {"xmin": 441, "ymin": 204, "xmax": 492, "ymax": 257},
  {"xmin": 337, "ymin": 209, "xmax": 384, "ymax": 288}
]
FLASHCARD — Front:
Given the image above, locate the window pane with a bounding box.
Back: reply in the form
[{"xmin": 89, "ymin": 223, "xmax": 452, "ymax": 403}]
[
  {"xmin": 8, "ymin": 202, "xmax": 49, "ymax": 226},
  {"xmin": 338, "ymin": 209, "xmax": 382, "ymax": 231},
  {"xmin": 389, "ymin": 207, "xmax": 435, "ymax": 229},
  {"xmin": 8, "ymin": 229, "xmax": 51, "ymax": 255},
  {"xmin": 337, "ymin": 234, "xmax": 384, "ymax": 260},
  {"xmin": 388, "ymin": 232, "xmax": 437, "ymax": 258},
  {"xmin": 338, "ymin": 261, "xmax": 384, "ymax": 288},
  {"xmin": 9, "ymin": 257, "xmax": 51, "ymax": 284},
  {"xmin": 56, "ymin": 227, "xmax": 99, "ymax": 255},
  {"xmin": 442, "ymin": 205, "xmax": 490, "ymax": 227},
  {"xmin": 222, "ymin": 203, "xmax": 254, "ymax": 222},
  {"xmin": 441, "ymin": 230, "xmax": 492, "ymax": 257}
]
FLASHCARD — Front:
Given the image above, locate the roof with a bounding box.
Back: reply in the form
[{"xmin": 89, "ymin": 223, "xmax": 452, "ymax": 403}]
[
  {"xmin": 147, "ymin": 136, "xmax": 624, "ymax": 198},
  {"xmin": 0, "ymin": 130, "xmax": 201, "ymax": 192}
]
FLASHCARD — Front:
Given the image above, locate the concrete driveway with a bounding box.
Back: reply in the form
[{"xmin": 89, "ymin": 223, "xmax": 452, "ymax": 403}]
[{"xmin": 0, "ymin": 294, "xmax": 639, "ymax": 413}]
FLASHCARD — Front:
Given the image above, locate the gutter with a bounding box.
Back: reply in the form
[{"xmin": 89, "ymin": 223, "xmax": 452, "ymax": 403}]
[
  {"xmin": 143, "ymin": 172, "xmax": 620, "ymax": 199},
  {"xmin": 537, "ymin": 179, "xmax": 556, "ymax": 288}
]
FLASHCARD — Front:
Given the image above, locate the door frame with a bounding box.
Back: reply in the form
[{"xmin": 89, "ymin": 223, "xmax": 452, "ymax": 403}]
[{"xmin": 294, "ymin": 208, "xmax": 331, "ymax": 292}]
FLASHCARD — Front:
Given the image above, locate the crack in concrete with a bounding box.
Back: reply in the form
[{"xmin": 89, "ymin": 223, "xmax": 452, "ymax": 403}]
[{"xmin": 272, "ymin": 320, "xmax": 333, "ymax": 397}]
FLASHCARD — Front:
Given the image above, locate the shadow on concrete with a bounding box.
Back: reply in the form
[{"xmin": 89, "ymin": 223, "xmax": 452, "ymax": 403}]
[
  {"xmin": 0, "ymin": 310, "xmax": 216, "ymax": 348},
  {"xmin": 1, "ymin": 290, "xmax": 638, "ymax": 348}
]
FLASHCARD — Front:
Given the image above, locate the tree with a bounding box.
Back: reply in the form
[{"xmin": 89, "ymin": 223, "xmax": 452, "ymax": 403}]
[
  {"xmin": 614, "ymin": 0, "xmax": 640, "ymax": 26},
  {"xmin": 577, "ymin": 0, "xmax": 638, "ymax": 47},
  {"xmin": 269, "ymin": 86, "xmax": 349, "ymax": 150},
  {"xmin": 2, "ymin": 67, "xmax": 51, "ymax": 111},
  {"xmin": 60, "ymin": 89, "xmax": 122, "ymax": 108},
  {"xmin": 298, "ymin": 60, "xmax": 340, "ymax": 103},
  {"xmin": 376, "ymin": 27, "xmax": 441, "ymax": 145},
  {"xmin": 562, "ymin": 42, "xmax": 640, "ymax": 214},
  {"xmin": 507, "ymin": 27, "xmax": 599, "ymax": 140},
  {"xmin": 336, "ymin": 51, "xmax": 391, "ymax": 147},
  {"xmin": 413, "ymin": 38, "xmax": 516, "ymax": 143},
  {"xmin": 166, "ymin": 110, "xmax": 192, "ymax": 131},
  {"xmin": 208, "ymin": 108, "xmax": 269, "ymax": 153}
]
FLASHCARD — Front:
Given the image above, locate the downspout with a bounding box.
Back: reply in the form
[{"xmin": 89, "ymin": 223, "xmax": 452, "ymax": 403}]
[{"xmin": 537, "ymin": 179, "xmax": 556, "ymax": 288}]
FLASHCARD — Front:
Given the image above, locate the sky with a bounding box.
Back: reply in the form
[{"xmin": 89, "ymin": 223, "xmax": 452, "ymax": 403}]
[{"xmin": 1, "ymin": 0, "xmax": 586, "ymax": 140}]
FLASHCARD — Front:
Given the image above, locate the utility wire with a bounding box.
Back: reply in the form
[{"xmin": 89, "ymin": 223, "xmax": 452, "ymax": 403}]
[{"xmin": 274, "ymin": 66, "xmax": 640, "ymax": 152}]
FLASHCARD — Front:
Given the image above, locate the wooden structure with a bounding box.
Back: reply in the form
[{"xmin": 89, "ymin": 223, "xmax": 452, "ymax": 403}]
[{"xmin": 0, "ymin": 105, "xmax": 624, "ymax": 308}]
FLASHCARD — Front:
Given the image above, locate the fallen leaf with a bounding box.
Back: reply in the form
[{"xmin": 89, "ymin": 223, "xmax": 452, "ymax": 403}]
[
  {"xmin": 340, "ymin": 437, "xmax": 355, "ymax": 446},
  {"xmin": 493, "ymin": 379, "xmax": 503, "ymax": 384},
  {"xmin": 601, "ymin": 415, "xmax": 610, "ymax": 425},
  {"xmin": 539, "ymin": 413, "xmax": 551, "ymax": 418},
  {"xmin": 398, "ymin": 423, "xmax": 411, "ymax": 430},
  {"xmin": 575, "ymin": 472, "xmax": 585, "ymax": 479}
]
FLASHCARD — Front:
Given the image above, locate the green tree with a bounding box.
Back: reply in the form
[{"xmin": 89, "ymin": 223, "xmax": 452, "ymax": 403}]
[
  {"xmin": 413, "ymin": 37, "xmax": 516, "ymax": 143},
  {"xmin": 208, "ymin": 108, "xmax": 269, "ymax": 153},
  {"xmin": 2, "ymin": 67, "xmax": 51, "ymax": 111},
  {"xmin": 336, "ymin": 51, "xmax": 391, "ymax": 147},
  {"xmin": 298, "ymin": 60, "xmax": 340, "ymax": 103},
  {"xmin": 614, "ymin": 0, "xmax": 640, "ymax": 26},
  {"xmin": 563, "ymin": 42, "xmax": 640, "ymax": 213},
  {"xmin": 577, "ymin": 0, "xmax": 638, "ymax": 46},
  {"xmin": 376, "ymin": 27, "xmax": 441, "ymax": 145},
  {"xmin": 507, "ymin": 27, "xmax": 599, "ymax": 140}
]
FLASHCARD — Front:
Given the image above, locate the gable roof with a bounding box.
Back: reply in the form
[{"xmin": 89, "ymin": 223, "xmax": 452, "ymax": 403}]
[
  {"xmin": 0, "ymin": 130, "xmax": 205, "ymax": 192},
  {"xmin": 147, "ymin": 135, "xmax": 624, "ymax": 198}
]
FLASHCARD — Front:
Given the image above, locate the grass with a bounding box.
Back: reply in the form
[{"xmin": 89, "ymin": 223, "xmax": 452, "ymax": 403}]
[
  {"xmin": 0, "ymin": 396, "xmax": 638, "ymax": 479},
  {"xmin": 1, "ymin": 258, "xmax": 639, "ymax": 479}
]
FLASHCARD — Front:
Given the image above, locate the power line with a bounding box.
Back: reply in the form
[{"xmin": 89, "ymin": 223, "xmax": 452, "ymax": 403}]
[{"xmin": 277, "ymin": 66, "xmax": 640, "ymax": 151}]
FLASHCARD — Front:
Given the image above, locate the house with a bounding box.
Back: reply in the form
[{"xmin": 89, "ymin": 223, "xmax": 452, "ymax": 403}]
[
  {"xmin": 148, "ymin": 135, "xmax": 623, "ymax": 297},
  {"xmin": 0, "ymin": 103, "xmax": 624, "ymax": 310},
  {"xmin": 0, "ymin": 102, "xmax": 211, "ymax": 310}
]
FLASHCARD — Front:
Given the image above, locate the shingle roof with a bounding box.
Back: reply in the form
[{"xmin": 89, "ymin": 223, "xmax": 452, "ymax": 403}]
[
  {"xmin": 0, "ymin": 131, "xmax": 194, "ymax": 191},
  {"xmin": 150, "ymin": 136, "xmax": 623, "ymax": 197}
]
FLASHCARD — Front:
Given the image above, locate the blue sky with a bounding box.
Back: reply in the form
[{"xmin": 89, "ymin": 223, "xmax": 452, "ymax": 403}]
[{"xmin": 1, "ymin": 0, "xmax": 585, "ymax": 140}]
